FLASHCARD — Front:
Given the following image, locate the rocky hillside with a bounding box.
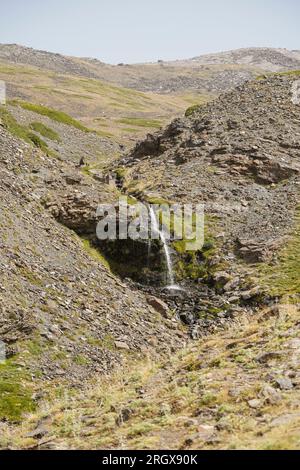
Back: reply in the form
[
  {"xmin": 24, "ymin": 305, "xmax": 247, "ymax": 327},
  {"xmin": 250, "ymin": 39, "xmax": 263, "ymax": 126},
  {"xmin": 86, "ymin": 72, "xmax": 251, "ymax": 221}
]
[
  {"xmin": 2, "ymin": 44, "xmax": 300, "ymax": 95},
  {"xmin": 1, "ymin": 45, "xmax": 300, "ymax": 145},
  {"xmin": 0, "ymin": 119, "xmax": 186, "ymax": 423},
  {"xmin": 170, "ymin": 47, "xmax": 300, "ymax": 71},
  {"xmin": 0, "ymin": 51, "xmax": 299, "ymax": 450},
  {"xmin": 113, "ymin": 73, "xmax": 300, "ymax": 330}
]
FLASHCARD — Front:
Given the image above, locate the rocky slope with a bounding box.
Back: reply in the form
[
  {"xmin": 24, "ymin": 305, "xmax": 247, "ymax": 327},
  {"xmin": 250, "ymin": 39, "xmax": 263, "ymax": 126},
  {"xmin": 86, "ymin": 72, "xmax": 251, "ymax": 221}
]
[
  {"xmin": 0, "ymin": 119, "xmax": 187, "ymax": 425},
  {"xmin": 170, "ymin": 47, "xmax": 300, "ymax": 71},
  {"xmin": 0, "ymin": 50, "xmax": 299, "ymax": 449},
  {"xmin": 2, "ymin": 44, "xmax": 300, "ymax": 95},
  {"xmin": 113, "ymin": 73, "xmax": 300, "ymax": 330},
  {"xmin": 2, "ymin": 303, "xmax": 299, "ymax": 450}
]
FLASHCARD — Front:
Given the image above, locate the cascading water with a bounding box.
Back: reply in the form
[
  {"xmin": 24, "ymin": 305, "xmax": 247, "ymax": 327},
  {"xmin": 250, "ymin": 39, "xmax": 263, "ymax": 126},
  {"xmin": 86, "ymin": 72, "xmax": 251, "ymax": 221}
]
[{"xmin": 149, "ymin": 206, "xmax": 176, "ymax": 287}]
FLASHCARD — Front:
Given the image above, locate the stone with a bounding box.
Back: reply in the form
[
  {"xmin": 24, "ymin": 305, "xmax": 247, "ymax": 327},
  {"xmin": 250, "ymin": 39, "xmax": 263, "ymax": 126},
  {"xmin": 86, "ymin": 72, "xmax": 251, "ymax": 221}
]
[
  {"xmin": 275, "ymin": 377, "xmax": 294, "ymax": 390},
  {"xmin": 248, "ymin": 399, "xmax": 262, "ymax": 409},
  {"xmin": 288, "ymin": 339, "xmax": 300, "ymax": 349},
  {"xmin": 197, "ymin": 424, "xmax": 215, "ymax": 441},
  {"xmin": 146, "ymin": 295, "xmax": 170, "ymax": 318},
  {"xmin": 26, "ymin": 425, "xmax": 49, "ymax": 439},
  {"xmin": 114, "ymin": 341, "xmax": 130, "ymax": 350},
  {"xmin": 257, "ymin": 351, "xmax": 283, "ymax": 363},
  {"xmin": 270, "ymin": 413, "xmax": 300, "ymax": 428},
  {"xmin": 261, "ymin": 385, "xmax": 282, "ymax": 405},
  {"xmin": 116, "ymin": 408, "xmax": 132, "ymax": 426},
  {"xmin": 241, "ymin": 286, "xmax": 262, "ymax": 301},
  {"xmin": 64, "ymin": 174, "xmax": 82, "ymax": 185}
]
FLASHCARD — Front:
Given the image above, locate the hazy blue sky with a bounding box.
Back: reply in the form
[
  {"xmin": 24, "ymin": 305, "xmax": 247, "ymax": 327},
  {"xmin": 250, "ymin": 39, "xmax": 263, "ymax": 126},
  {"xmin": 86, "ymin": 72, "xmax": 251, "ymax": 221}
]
[{"xmin": 0, "ymin": 0, "xmax": 299, "ymax": 64}]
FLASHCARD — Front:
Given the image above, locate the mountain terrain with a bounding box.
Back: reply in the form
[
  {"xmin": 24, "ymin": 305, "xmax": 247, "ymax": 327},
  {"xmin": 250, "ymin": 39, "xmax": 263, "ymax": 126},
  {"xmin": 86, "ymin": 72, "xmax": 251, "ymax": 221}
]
[
  {"xmin": 0, "ymin": 45, "xmax": 300, "ymax": 144},
  {"xmin": 0, "ymin": 44, "xmax": 299, "ymax": 450}
]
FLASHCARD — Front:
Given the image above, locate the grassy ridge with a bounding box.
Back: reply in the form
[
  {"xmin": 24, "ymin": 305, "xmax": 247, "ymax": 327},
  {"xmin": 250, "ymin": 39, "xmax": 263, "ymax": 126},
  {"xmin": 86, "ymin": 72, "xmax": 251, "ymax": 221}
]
[
  {"xmin": 29, "ymin": 121, "xmax": 61, "ymax": 142},
  {"xmin": 9, "ymin": 100, "xmax": 92, "ymax": 132},
  {"xmin": 0, "ymin": 106, "xmax": 49, "ymax": 153}
]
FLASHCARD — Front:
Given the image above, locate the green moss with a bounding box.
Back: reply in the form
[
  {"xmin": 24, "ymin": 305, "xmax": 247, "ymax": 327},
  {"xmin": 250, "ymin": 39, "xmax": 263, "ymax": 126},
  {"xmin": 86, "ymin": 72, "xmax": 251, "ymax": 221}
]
[
  {"xmin": 73, "ymin": 354, "xmax": 90, "ymax": 366},
  {"xmin": 9, "ymin": 100, "xmax": 92, "ymax": 132},
  {"xmin": 81, "ymin": 237, "xmax": 111, "ymax": 270},
  {"xmin": 0, "ymin": 359, "xmax": 35, "ymax": 422},
  {"xmin": 29, "ymin": 122, "xmax": 61, "ymax": 142}
]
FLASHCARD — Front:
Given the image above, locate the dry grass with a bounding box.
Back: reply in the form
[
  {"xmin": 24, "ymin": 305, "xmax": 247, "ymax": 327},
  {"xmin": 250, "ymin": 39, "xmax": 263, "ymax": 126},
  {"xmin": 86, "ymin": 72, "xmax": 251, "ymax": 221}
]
[
  {"xmin": 0, "ymin": 60, "xmax": 212, "ymax": 143},
  {"xmin": 1, "ymin": 304, "xmax": 299, "ymax": 450}
]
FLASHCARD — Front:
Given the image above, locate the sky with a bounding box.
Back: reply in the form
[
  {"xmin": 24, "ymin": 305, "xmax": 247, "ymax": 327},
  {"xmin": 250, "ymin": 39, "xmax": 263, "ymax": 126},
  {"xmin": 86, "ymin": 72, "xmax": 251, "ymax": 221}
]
[{"xmin": 0, "ymin": 0, "xmax": 299, "ymax": 64}]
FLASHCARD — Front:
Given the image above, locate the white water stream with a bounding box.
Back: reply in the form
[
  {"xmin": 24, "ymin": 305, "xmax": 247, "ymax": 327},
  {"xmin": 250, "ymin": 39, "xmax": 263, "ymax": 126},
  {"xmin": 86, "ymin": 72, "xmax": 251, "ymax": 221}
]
[{"xmin": 149, "ymin": 206, "xmax": 176, "ymax": 287}]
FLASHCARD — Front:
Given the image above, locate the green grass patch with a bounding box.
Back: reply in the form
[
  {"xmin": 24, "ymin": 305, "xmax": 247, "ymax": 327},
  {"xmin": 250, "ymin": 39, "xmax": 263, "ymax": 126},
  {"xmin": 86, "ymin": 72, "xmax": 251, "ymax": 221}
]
[
  {"xmin": 185, "ymin": 104, "xmax": 202, "ymax": 117},
  {"xmin": 9, "ymin": 100, "xmax": 92, "ymax": 132},
  {"xmin": 29, "ymin": 121, "xmax": 61, "ymax": 142},
  {"xmin": 0, "ymin": 106, "xmax": 50, "ymax": 153},
  {"xmin": 258, "ymin": 206, "xmax": 300, "ymax": 299},
  {"xmin": 81, "ymin": 237, "xmax": 111, "ymax": 270},
  {"xmin": 0, "ymin": 359, "xmax": 35, "ymax": 422},
  {"xmin": 117, "ymin": 117, "xmax": 162, "ymax": 129},
  {"xmin": 257, "ymin": 70, "xmax": 300, "ymax": 80}
]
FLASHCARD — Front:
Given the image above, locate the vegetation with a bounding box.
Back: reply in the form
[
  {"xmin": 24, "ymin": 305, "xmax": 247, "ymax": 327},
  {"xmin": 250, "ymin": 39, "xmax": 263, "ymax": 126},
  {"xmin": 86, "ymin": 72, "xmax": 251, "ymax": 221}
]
[
  {"xmin": 185, "ymin": 104, "xmax": 202, "ymax": 117},
  {"xmin": 0, "ymin": 106, "xmax": 49, "ymax": 153},
  {"xmin": 29, "ymin": 121, "xmax": 61, "ymax": 142},
  {"xmin": 117, "ymin": 117, "xmax": 162, "ymax": 129},
  {"xmin": 258, "ymin": 206, "xmax": 300, "ymax": 301},
  {"xmin": 2, "ymin": 304, "xmax": 299, "ymax": 448},
  {"xmin": 9, "ymin": 100, "xmax": 92, "ymax": 132},
  {"xmin": 81, "ymin": 237, "xmax": 111, "ymax": 270},
  {"xmin": 0, "ymin": 359, "xmax": 35, "ymax": 422},
  {"xmin": 257, "ymin": 70, "xmax": 300, "ymax": 80}
]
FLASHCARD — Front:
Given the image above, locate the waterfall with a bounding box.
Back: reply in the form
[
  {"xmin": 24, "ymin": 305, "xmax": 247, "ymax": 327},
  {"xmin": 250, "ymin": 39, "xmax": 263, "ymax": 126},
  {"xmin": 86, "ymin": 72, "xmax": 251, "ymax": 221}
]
[{"xmin": 149, "ymin": 206, "xmax": 175, "ymax": 286}]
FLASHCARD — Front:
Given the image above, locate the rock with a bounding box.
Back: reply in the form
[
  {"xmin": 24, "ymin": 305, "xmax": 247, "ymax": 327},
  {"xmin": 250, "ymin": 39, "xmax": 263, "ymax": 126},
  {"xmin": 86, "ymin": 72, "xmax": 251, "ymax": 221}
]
[
  {"xmin": 241, "ymin": 286, "xmax": 262, "ymax": 301},
  {"xmin": 116, "ymin": 408, "xmax": 133, "ymax": 426},
  {"xmin": 146, "ymin": 295, "xmax": 170, "ymax": 318},
  {"xmin": 256, "ymin": 351, "xmax": 283, "ymax": 363},
  {"xmin": 248, "ymin": 399, "xmax": 262, "ymax": 409},
  {"xmin": 114, "ymin": 341, "xmax": 130, "ymax": 350},
  {"xmin": 261, "ymin": 385, "xmax": 282, "ymax": 405},
  {"xmin": 223, "ymin": 277, "xmax": 240, "ymax": 292},
  {"xmin": 26, "ymin": 425, "xmax": 49, "ymax": 439},
  {"xmin": 288, "ymin": 338, "xmax": 300, "ymax": 349},
  {"xmin": 270, "ymin": 413, "xmax": 300, "ymax": 428},
  {"xmin": 64, "ymin": 174, "xmax": 82, "ymax": 185},
  {"xmin": 275, "ymin": 377, "xmax": 294, "ymax": 390},
  {"xmin": 213, "ymin": 271, "xmax": 232, "ymax": 285},
  {"xmin": 197, "ymin": 424, "xmax": 215, "ymax": 441}
]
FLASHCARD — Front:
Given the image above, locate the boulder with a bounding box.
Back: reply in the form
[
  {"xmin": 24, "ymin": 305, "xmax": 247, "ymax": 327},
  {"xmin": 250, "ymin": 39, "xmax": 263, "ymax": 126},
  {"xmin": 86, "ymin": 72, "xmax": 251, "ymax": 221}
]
[{"xmin": 147, "ymin": 295, "xmax": 170, "ymax": 318}]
